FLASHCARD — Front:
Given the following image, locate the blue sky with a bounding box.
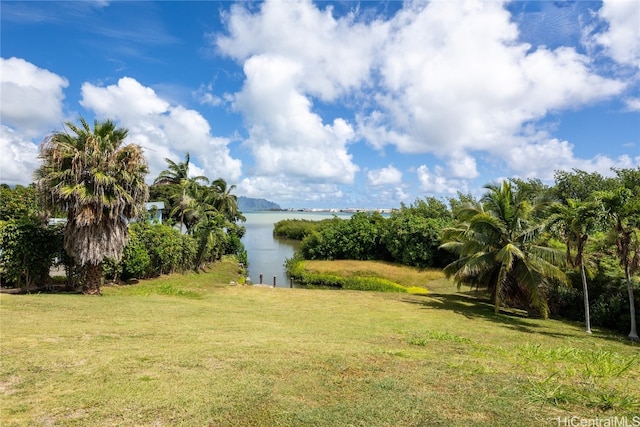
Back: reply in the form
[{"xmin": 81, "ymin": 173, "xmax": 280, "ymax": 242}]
[{"xmin": 1, "ymin": 0, "xmax": 638, "ymax": 209}]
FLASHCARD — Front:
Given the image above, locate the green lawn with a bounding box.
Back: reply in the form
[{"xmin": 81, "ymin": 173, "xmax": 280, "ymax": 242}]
[{"xmin": 1, "ymin": 258, "xmax": 638, "ymax": 426}]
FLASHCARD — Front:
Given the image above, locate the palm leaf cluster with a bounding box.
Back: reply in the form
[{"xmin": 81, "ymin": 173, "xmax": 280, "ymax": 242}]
[{"xmin": 441, "ymin": 181, "xmax": 567, "ymax": 318}]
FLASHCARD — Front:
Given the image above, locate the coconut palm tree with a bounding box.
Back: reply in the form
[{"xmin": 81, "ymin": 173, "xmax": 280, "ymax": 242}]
[
  {"xmin": 154, "ymin": 153, "xmax": 208, "ymax": 232},
  {"xmin": 597, "ymin": 175, "xmax": 640, "ymax": 341},
  {"xmin": 548, "ymin": 199, "xmax": 600, "ymax": 333},
  {"xmin": 207, "ymin": 178, "xmax": 245, "ymax": 223},
  {"xmin": 153, "ymin": 152, "xmax": 208, "ymax": 187},
  {"xmin": 170, "ymin": 180, "xmax": 201, "ymax": 234},
  {"xmin": 193, "ymin": 209, "xmax": 229, "ymax": 268},
  {"xmin": 35, "ymin": 118, "xmax": 148, "ymax": 294},
  {"xmin": 440, "ymin": 181, "xmax": 567, "ymax": 318}
]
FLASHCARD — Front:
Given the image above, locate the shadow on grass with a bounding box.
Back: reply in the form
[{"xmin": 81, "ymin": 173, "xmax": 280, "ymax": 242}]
[{"xmin": 403, "ymin": 291, "xmax": 578, "ymax": 339}]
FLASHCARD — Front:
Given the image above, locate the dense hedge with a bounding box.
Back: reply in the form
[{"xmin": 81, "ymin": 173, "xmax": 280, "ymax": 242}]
[
  {"xmin": 103, "ymin": 221, "xmax": 246, "ymax": 282},
  {"xmin": 1, "ymin": 217, "xmax": 246, "ymax": 287},
  {"xmin": 273, "ymin": 218, "xmax": 333, "ymax": 240},
  {"xmin": 0, "ymin": 218, "xmax": 63, "ymax": 288},
  {"xmin": 291, "ymin": 201, "xmax": 454, "ymax": 269}
]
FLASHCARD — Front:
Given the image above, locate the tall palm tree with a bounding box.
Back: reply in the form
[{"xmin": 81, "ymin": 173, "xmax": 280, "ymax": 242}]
[
  {"xmin": 35, "ymin": 118, "xmax": 148, "ymax": 294},
  {"xmin": 193, "ymin": 210, "xmax": 229, "ymax": 268},
  {"xmin": 440, "ymin": 181, "xmax": 567, "ymax": 318},
  {"xmin": 170, "ymin": 180, "xmax": 201, "ymax": 234},
  {"xmin": 207, "ymin": 178, "xmax": 245, "ymax": 223},
  {"xmin": 548, "ymin": 199, "xmax": 600, "ymax": 333},
  {"xmin": 597, "ymin": 184, "xmax": 639, "ymax": 341},
  {"xmin": 153, "ymin": 152, "xmax": 208, "ymax": 187},
  {"xmin": 154, "ymin": 153, "xmax": 208, "ymax": 232}
]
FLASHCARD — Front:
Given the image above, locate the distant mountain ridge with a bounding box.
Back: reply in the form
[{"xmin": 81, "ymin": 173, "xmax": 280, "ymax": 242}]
[{"xmin": 238, "ymin": 196, "xmax": 282, "ymax": 211}]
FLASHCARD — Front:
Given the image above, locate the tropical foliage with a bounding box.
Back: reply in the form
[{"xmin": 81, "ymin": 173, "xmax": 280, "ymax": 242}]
[
  {"xmin": 0, "ymin": 184, "xmax": 43, "ymax": 221},
  {"xmin": 282, "ymin": 169, "xmax": 638, "ymax": 339},
  {"xmin": 286, "ymin": 199, "xmax": 454, "ymax": 268},
  {"xmin": 547, "ymin": 199, "xmax": 601, "ymax": 333},
  {"xmin": 149, "ymin": 153, "xmax": 247, "ymax": 269},
  {"xmin": 0, "ymin": 126, "xmax": 637, "ymax": 341},
  {"xmin": 596, "ymin": 168, "xmax": 640, "ymax": 340},
  {"xmin": 0, "ymin": 123, "xmax": 246, "ymax": 293},
  {"xmin": 440, "ymin": 181, "xmax": 567, "ymax": 318},
  {"xmin": 34, "ymin": 118, "xmax": 149, "ymax": 294},
  {"xmin": 0, "ymin": 218, "xmax": 63, "ymax": 289}
]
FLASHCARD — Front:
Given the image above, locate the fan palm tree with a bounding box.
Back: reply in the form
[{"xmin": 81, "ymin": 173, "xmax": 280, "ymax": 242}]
[
  {"xmin": 35, "ymin": 118, "xmax": 148, "ymax": 294},
  {"xmin": 440, "ymin": 181, "xmax": 567, "ymax": 318},
  {"xmin": 548, "ymin": 199, "xmax": 600, "ymax": 333}
]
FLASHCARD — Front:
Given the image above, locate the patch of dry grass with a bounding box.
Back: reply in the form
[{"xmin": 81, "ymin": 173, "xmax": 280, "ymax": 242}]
[{"xmin": 303, "ymin": 259, "xmax": 445, "ymax": 288}]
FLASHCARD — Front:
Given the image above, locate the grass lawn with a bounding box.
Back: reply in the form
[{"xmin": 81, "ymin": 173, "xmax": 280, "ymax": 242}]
[{"xmin": 1, "ymin": 258, "xmax": 638, "ymax": 426}]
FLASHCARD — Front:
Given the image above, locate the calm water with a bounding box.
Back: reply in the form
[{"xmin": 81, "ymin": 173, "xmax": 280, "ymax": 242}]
[{"xmin": 241, "ymin": 211, "xmax": 350, "ymax": 287}]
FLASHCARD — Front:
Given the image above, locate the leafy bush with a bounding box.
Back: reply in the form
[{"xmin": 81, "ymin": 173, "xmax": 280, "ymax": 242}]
[
  {"xmin": 121, "ymin": 229, "xmax": 151, "ymax": 280},
  {"xmin": 299, "ymin": 213, "xmax": 390, "ymax": 261},
  {"xmin": 226, "ymin": 234, "xmax": 248, "ymax": 267},
  {"xmin": 0, "ymin": 218, "xmax": 63, "ymax": 288},
  {"xmin": 132, "ymin": 222, "xmax": 194, "ymax": 276},
  {"xmin": 385, "ymin": 214, "xmax": 452, "ymax": 268},
  {"xmin": 273, "ymin": 218, "xmax": 339, "ymax": 240},
  {"xmin": 180, "ymin": 233, "xmax": 198, "ymax": 272},
  {"xmin": 102, "ymin": 257, "xmax": 122, "ymax": 282},
  {"xmin": 295, "ymin": 200, "xmax": 454, "ymax": 268},
  {"xmin": 0, "ymin": 185, "xmax": 44, "ymax": 221}
]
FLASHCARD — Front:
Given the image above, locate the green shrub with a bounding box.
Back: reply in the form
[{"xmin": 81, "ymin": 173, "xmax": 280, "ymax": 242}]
[
  {"xmin": 133, "ymin": 222, "xmax": 192, "ymax": 276},
  {"xmin": 0, "ymin": 218, "xmax": 63, "ymax": 288},
  {"xmin": 273, "ymin": 218, "xmax": 339, "ymax": 240},
  {"xmin": 102, "ymin": 257, "xmax": 122, "ymax": 282},
  {"xmin": 547, "ymin": 263, "xmax": 639, "ymax": 334},
  {"xmin": 121, "ymin": 230, "xmax": 151, "ymax": 280}
]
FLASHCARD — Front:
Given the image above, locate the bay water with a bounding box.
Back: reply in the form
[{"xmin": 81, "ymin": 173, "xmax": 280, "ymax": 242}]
[{"xmin": 241, "ymin": 211, "xmax": 350, "ymax": 287}]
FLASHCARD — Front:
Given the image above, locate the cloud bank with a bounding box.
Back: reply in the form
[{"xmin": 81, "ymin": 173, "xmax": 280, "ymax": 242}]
[{"xmin": 1, "ymin": 0, "xmax": 638, "ymax": 206}]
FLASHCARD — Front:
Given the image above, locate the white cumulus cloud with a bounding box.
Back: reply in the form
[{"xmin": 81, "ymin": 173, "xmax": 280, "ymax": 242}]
[
  {"xmin": 233, "ymin": 54, "xmax": 359, "ymax": 183},
  {"xmin": 216, "ymin": 0, "xmax": 632, "ymax": 199},
  {"xmin": 0, "ymin": 57, "xmax": 68, "ymax": 138},
  {"xmin": 416, "ymin": 165, "xmax": 467, "ymax": 195},
  {"xmin": 367, "ymin": 165, "xmax": 402, "ymax": 186},
  {"xmin": 80, "ymin": 77, "xmax": 242, "ymax": 183},
  {"xmin": 365, "ymin": 0, "xmax": 625, "ymax": 162},
  {"xmin": 0, "ymin": 57, "xmax": 70, "ymax": 185},
  {"xmin": 0, "ymin": 126, "xmax": 41, "ymax": 185},
  {"xmin": 595, "ymin": 0, "xmax": 640, "ymax": 68}
]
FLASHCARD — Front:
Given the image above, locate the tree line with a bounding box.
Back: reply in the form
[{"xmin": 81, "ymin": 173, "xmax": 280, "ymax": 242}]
[
  {"xmin": 0, "ymin": 118, "xmax": 246, "ymax": 295},
  {"xmin": 278, "ymin": 170, "xmax": 640, "ymax": 341}
]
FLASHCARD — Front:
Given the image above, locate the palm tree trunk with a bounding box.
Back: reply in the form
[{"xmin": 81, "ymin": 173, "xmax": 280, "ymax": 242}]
[
  {"xmin": 580, "ymin": 260, "xmax": 591, "ymax": 334},
  {"xmin": 85, "ymin": 263, "xmax": 102, "ymax": 295},
  {"xmin": 625, "ymin": 264, "xmax": 639, "ymax": 341}
]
